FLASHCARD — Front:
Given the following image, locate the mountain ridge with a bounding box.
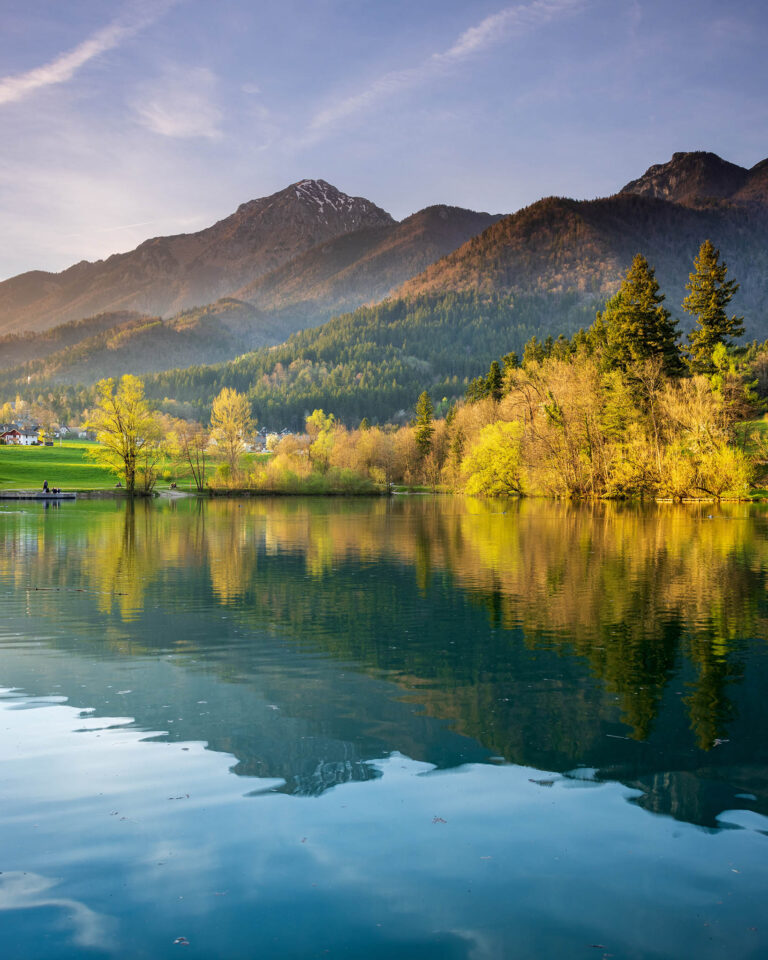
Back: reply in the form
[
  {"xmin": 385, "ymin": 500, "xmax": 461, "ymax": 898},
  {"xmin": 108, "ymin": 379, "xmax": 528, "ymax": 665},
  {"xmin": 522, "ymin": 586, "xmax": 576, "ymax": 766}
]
[
  {"xmin": 0, "ymin": 179, "xmax": 394, "ymax": 334},
  {"xmin": 396, "ymin": 153, "xmax": 768, "ymax": 319}
]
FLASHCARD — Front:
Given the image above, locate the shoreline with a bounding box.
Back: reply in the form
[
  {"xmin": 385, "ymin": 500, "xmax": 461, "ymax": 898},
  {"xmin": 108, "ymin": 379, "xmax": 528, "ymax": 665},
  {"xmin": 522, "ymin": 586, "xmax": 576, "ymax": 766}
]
[{"xmin": 1, "ymin": 486, "xmax": 763, "ymax": 504}]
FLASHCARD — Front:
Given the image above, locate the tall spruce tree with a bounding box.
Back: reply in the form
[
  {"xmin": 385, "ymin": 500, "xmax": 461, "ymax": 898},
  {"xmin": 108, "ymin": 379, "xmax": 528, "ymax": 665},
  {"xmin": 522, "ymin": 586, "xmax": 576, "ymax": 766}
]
[
  {"xmin": 604, "ymin": 254, "xmax": 682, "ymax": 376},
  {"xmin": 684, "ymin": 240, "xmax": 744, "ymax": 374},
  {"xmin": 487, "ymin": 360, "xmax": 503, "ymax": 402},
  {"xmin": 414, "ymin": 391, "xmax": 434, "ymax": 457}
]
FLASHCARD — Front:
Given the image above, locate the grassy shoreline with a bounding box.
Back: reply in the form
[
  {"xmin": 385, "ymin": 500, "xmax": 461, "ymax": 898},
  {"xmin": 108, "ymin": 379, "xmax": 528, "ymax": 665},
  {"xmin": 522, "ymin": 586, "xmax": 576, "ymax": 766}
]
[
  {"xmin": 2, "ymin": 440, "xmax": 763, "ymax": 501},
  {"xmin": 0, "ymin": 440, "xmax": 117, "ymax": 490}
]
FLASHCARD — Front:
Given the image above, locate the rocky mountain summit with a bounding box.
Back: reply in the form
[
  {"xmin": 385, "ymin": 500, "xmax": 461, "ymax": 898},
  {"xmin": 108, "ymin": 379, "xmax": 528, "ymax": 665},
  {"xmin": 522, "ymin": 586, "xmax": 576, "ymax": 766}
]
[{"xmin": 620, "ymin": 151, "xmax": 768, "ymax": 206}]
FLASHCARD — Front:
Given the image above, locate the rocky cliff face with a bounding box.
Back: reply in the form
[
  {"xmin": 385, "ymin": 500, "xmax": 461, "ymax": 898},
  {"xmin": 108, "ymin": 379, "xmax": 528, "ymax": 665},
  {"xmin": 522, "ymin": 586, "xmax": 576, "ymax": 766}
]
[
  {"xmin": 619, "ymin": 151, "xmax": 768, "ymax": 206},
  {"xmin": 0, "ymin": 180, "xmax": 394, "ymax": 334}
]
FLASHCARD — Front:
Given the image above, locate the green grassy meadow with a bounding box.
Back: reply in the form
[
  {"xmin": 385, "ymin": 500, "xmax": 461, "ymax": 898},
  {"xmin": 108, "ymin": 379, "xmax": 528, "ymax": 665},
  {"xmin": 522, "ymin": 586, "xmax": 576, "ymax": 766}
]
[
  {"xmin": 0, "ymin": 440, "xmax": 117, "ymax": 490},
  {"xmin": 0, "ymin": 441, "xmax": 274, "ymax": 492}
]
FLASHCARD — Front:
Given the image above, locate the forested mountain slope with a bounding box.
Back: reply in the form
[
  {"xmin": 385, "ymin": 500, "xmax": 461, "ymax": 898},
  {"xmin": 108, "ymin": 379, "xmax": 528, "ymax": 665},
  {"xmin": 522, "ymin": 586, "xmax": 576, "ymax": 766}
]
[
  {"xmin": 397, "ymin": 153, "xmax": 768, "ymax": 334},
  {"xmin": 142, "ymin": 291, "xmax": 596, "ymax": 427}
]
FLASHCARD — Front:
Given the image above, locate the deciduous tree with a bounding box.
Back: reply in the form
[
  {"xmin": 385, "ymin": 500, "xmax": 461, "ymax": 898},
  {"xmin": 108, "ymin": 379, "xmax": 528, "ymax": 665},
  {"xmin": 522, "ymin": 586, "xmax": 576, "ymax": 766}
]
[
  {"xmin": 210, "ymin": 388, "xmax": 253, "ymax": 478},
  {"xmin": 171, "ymin": 420, "xmax": 210, "ymax": 492},
  {"xmin": 86, "ymin": 375, "xmax": 163, "ymax": 495},
  {"xmin": 306, "ymin": 409, "xmax": 336, "ymax": 472}
]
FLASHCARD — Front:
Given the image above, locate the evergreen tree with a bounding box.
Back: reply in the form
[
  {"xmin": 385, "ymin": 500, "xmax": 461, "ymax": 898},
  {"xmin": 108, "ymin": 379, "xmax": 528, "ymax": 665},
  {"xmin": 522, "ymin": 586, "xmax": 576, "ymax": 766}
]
[
  {"xmin": 684, "ymin": 240, "xmax": 744, "ymax": 374},
  {"xmin": 523, "ymin": 336, "xmax": 546, "ymax": 366},
  {"xmin": 502, "ymin": 351, "xmax": 520, "ymax": 372},
  {"xmin": 465, "ymin": 376, "xmax": 487, "ymax": 404},
  {"xmin": 487, "ymin": 360, "xmax": 503, "ymax": 402},
  {"xmin": 552, "ymin": 333, "xmax": 572, "ymax": 360},
  {"xmin": 604, "ymin": 254, "xmax": 682, "ymax": 376},
  {"xmin": 414, "ymin": 391, "xmax": 434, "ymax": 457}
]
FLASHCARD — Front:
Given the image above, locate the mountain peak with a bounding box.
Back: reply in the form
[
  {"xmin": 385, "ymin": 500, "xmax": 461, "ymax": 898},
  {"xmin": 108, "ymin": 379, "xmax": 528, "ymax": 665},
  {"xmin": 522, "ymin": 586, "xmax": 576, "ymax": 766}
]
[
  {"xmin": 289, "ymin": 178, "xmax": 393, "ymax": 223},
  {"xmin": 233, "ymin": 178, "xmax": 394, "ymax": 232},
  {"xmin": 619, "ymin": 151, "xmax": 749, "ymax": 205}
]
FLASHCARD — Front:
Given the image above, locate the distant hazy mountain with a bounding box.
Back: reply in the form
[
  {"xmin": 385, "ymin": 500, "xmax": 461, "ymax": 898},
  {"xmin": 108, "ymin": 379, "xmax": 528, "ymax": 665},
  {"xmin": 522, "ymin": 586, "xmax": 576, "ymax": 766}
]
[
  {"xmin": 0, "ymin": 299, "xmax": 288, "ymax": 385},
  {"xmin": 0, "ymin": 204, "xmax": 499, "ymax": 385},
  {"xmin": 0, "ymin": 179, "xmax": 394, "ymax": 335},
  {"xmin": 236, "ymin": 204, "xmax": 502, "ymax": 323}
]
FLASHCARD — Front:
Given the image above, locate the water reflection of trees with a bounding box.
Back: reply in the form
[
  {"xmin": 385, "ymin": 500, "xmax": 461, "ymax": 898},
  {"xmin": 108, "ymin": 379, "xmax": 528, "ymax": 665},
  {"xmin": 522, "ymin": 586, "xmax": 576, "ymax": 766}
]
[{"xmin": 2, "ymin": 498, "xmax": 766, "ymax": 755}]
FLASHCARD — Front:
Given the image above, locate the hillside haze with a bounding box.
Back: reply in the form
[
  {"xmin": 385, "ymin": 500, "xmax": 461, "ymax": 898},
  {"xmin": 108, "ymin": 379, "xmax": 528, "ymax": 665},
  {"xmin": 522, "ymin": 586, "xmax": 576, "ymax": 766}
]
[
  {"xmin": 0, "ymin": 180, "xmax": 394, "ymax": 334},
  {"xmin": 237, "ymin": 204, "xmax": 502, "ymax": 322}
]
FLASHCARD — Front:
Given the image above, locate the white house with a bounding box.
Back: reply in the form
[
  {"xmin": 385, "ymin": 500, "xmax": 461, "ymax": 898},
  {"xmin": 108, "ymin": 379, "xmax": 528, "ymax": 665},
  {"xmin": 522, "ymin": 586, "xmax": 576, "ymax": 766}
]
[{"xmin": 1, "ymin": 428, "xmax": 38, "ymax": 445}]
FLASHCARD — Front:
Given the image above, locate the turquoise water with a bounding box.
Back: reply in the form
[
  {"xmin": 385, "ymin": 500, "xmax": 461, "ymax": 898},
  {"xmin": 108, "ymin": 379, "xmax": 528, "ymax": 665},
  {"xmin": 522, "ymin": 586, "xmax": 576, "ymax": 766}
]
[{"xmin": 0, "ymin": 497, "xmax": 766, "ymax": 959}]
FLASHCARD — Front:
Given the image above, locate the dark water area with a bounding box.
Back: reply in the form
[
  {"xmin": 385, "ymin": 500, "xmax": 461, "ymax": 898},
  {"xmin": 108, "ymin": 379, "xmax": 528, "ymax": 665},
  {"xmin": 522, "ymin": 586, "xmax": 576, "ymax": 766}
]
[{"xmin": 1, "ymin": 496, "xmax": 766, "ymax": 959}]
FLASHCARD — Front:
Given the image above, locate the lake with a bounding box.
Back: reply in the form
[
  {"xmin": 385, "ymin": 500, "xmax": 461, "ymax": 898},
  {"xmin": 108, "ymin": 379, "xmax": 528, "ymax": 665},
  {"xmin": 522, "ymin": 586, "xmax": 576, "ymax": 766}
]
[{"xmin": 1, "ymin": 496, "xmax": 766, "ymax": 959}]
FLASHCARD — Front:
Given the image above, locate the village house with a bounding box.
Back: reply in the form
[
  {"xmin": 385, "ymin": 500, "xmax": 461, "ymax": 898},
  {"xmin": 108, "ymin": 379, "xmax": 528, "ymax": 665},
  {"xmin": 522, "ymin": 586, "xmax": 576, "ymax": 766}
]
[{"xmin": 1, "ymin": 427, "xmax": 39, "ymax": 445}]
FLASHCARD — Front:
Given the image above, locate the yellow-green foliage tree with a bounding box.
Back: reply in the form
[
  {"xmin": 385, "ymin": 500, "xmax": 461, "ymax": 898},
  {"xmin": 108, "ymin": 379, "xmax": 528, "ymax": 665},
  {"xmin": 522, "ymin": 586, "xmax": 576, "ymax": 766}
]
[
  {"xmin": 306, "ymin": 409, "xmax": 336, "ymax": 473},
  {"xmin": 453, "ymin": 341, "xmax": 756, "ymax": 501},
  {"xmin": 461, "ymin": 421, "xmax": 524, "ymax": 496},
  {"xmin": 86, "ymin": 375, "xmax": 163, "ymax": 495},
  {"xmin": 329, "ymin": 425, "xmax": 397, "ymax": 486},
  {"xmin": 210, "ymin": 387, "xmax": 254, "ymax": 480}
]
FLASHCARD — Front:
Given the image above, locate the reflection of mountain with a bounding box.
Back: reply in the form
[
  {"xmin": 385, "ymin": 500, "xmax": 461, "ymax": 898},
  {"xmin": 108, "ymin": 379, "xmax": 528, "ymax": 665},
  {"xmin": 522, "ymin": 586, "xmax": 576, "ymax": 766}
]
[{"xmin": 1, "ymin": 498, "xmax": 767, "ymax": 826}]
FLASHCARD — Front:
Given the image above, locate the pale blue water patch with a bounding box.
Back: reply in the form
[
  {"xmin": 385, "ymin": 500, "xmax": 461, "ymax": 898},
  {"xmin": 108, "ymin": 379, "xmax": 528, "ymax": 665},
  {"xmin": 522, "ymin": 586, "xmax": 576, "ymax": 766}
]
[{"xmin": 0, "ymin": 690, "xmax": 766, "ymax": 960}]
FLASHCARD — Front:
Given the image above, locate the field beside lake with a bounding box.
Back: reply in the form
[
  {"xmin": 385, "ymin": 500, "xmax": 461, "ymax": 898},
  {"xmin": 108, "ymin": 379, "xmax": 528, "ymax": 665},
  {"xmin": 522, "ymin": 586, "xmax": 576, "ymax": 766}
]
[
  {"xmin": 0, "ymin": 441, "xmax": 117, "ymax": 490},
  {"xmin": 0, "ymin": 440, "xmax": 273, "ymax": 492}
]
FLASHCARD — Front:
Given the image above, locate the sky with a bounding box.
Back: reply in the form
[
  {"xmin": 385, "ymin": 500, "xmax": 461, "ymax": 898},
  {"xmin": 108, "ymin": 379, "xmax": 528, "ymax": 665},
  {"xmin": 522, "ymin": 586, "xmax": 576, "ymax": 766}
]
[{"xmin": 0, "ymin": 0, "xmax": 766, "ymax": 279}]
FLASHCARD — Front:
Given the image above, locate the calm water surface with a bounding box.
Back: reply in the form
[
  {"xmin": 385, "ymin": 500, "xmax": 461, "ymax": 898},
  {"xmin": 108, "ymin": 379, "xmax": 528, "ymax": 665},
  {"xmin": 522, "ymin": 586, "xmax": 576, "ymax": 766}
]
[{"xmin": 0, "ymin": 497, "xmax": 766, "ymax": 959}]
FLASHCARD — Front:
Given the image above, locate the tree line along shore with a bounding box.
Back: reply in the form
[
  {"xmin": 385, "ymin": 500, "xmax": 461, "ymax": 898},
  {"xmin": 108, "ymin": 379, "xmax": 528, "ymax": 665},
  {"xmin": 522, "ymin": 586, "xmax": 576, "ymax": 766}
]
[{"xmin": 5, "ymin": 241, "xmax": 768, "ymax": 501}]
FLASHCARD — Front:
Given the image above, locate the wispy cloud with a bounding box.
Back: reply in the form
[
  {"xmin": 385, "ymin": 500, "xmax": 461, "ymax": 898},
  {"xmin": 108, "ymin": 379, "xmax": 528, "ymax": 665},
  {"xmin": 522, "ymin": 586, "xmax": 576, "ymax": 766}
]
[
  {"xmin": 310, "ymin": 0, "xmax": 581, "ymax": 132},
  {"xmin": 0, "ymin": 0, "xmax": 180, "ymax": 106},
  {"xmin": 132, "ymin": 66, "xmax": 222, "ymax": 139},
  {"xmin": 0, "ymin": 872, "xmax": 115, "ymax": 948}
]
